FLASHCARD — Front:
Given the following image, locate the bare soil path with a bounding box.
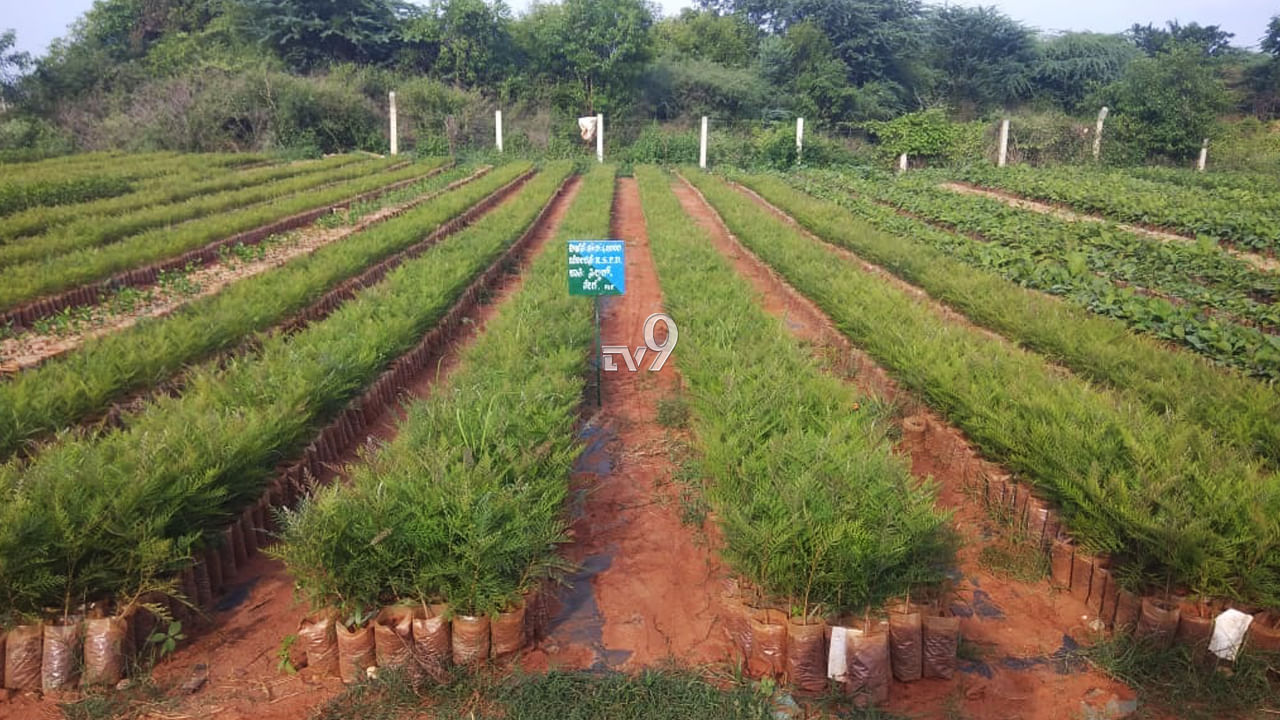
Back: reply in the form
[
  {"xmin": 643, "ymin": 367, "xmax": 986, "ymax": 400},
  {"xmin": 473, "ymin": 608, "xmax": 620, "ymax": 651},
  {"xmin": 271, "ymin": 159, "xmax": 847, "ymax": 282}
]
[
  {"xmin": 673, "ymin": 174, "xmax": 1139, "ymax": 720},
  {"xmin": 942, "ymin": 181, "xmax": 1280, "ymax": 275},
  {"xmin": 524, "ymin": 177, "xmax": 734, "ymax": 673}
]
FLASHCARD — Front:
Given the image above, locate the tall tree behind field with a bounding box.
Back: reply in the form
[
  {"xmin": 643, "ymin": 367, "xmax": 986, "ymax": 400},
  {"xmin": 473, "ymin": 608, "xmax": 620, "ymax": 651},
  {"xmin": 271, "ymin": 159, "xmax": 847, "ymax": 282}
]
[
  {"xmin": 708, "ymin": 0, "xmax": 924, "ymax": 92},
  {"xmin": 921, "ymin": 5, "xmax": 1036, "ymax": 112},
  {"xmin": 402, "ymin": 0, "xmax": 515, "ymax": 88},
  {"xmin": 515, "ymin": 0, "xmax": 654, "ymax": 115},
  {"xmin": 1033, "ymin": 32, "xmax": 1138, "ymax": 111},
  {"xmin": 242, "ymin": 0, "xmax": 413, "ymax": 71}
]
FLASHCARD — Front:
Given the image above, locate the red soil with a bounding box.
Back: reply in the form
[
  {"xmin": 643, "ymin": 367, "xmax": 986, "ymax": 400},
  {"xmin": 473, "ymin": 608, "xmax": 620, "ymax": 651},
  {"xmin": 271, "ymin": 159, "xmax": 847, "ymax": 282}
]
[
  {"xmin": 672, "ymin": 175, "xmax": 1139, "ymax": 720},
  {"xmin": 524, "ymin": 177, "xmax": 734, "ymax": 672}
]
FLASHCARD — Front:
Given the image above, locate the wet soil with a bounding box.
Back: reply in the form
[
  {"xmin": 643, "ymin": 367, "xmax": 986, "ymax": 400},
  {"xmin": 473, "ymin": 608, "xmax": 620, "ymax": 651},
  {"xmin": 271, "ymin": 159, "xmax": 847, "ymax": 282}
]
[{"xmin": 524, "ymin": 177, "xmax": 734, "ymax": 673}]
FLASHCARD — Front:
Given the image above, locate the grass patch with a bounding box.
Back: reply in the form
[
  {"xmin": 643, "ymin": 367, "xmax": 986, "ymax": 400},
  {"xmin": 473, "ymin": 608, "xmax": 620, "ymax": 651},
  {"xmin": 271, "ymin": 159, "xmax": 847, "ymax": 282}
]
[
  {"xmin": 1083, "ymin": 635, "xmax": 1279, "ymax": 720},
  {"xmin": 656, "ymin": 393, "xmax": 691, "ymax": 429},
  {"xmin": 58, "ymin": 676, "xmax": 171, "ymax": 720},
  {"xmin": 977, "ymin": 541, "xmax": 1049, "ymax": 583},
  {"xmin": 312, "ymin": 665, "xmax": 774, "ymax": 720}
]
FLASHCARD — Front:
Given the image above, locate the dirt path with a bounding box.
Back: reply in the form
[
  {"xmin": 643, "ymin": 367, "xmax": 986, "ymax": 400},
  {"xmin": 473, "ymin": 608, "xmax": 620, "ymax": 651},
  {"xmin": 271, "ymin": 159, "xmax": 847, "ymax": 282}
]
[
  {"xmin": 673, "ymin": 175, "xmax": 1139, "ymax": 720},
  {"xmin": 524, "ymin": 177, "xmax": 733, "ymax": 673},
  {"xmin": 0, "ymin": 167, "xmax": 492, "ymax": 374},
  {"xmin": 941, "ymin": 181, "xmax": 1280, "ymax": 275},
  {"xmin": 0, "ymin": 178, "xmax": 582, "ymax": 720}
]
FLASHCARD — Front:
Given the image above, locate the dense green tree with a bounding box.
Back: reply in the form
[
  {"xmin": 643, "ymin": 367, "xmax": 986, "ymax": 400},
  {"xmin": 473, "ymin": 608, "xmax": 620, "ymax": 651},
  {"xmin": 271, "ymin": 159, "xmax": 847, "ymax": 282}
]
[
  {"xmin": 1099, "ymin": 43, "xmax": 1231, "ymax": 160},
  {"xmin": 654, "ymin": 9, "xmax": 758, "ymax": 67},
  {"xmin": 1034, "ymin": 32, "xmax": 1138, "ymax": 111},
  {"xmin": 242, "ymin": 0, "xmax": 414, "ymax": 71},
  {"xmin": 403, "ymin": 0, "xmax": 513, "ymax": 87},
  {"xmin": 923, "ymin": 5, "xmax": 1036, "ymax": 111},
  {"xmin": 516, "ymin": 0, "xmax": 653, "ymax": 115},
  {"xmin": 711, "ymin": 0, "xmax": 923, "ymax": 89},
  {"xmin": 1128, "ymin": 21, "xmax": 1235, "ymax": 57},
  {"xmin": 1262, "ymin": 15, "xmax": 1280, "ymax": 56}
]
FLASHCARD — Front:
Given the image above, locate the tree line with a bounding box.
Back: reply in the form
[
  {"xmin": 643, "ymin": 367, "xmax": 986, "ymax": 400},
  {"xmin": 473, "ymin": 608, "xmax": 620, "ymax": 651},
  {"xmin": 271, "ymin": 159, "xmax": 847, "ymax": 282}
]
[{"xmin": 1, "ymin": 0, "xmax": 1278, "ymax": 164}]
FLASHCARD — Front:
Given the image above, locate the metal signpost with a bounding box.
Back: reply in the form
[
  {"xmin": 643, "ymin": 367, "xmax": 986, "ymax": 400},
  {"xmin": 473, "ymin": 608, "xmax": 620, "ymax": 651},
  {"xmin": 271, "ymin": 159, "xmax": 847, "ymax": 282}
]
[{"xmin": 568, "ymin": 240, "xmax": 626, "ymax": 406}]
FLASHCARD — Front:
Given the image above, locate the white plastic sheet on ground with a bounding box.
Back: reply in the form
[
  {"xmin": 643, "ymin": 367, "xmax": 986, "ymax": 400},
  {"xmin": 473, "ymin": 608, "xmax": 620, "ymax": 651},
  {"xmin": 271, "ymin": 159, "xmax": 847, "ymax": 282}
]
[
  {"xmin": 578, "ymin": 116, "xmax": 597, "ymax": 142},
  {"xmin": 1208, "ymin": 609, "xmax": 1253, "ymax": 661}
]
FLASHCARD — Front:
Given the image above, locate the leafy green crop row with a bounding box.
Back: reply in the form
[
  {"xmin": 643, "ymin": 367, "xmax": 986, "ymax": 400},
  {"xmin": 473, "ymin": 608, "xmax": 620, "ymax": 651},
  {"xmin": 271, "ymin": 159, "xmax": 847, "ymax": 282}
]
[
  {"xmin": 746, "ymin": 172, "xmax": 1280, "ymax": 467},
  {"xmin": 277, "ymin": 164, "xmax": 608, "ymax": 619},
  {"xmin": 0, "ymin": 162, "xmax": 571, "ymax": 621},
  {"xmin": 954, "ymin": 166, "xmax": 1280, "ymax": 252},
  {"xmin": 640, "ymin": 167, "xmax": 952, "ymax": 615},
  {"xmin": 0, "ymin": 163, "xmax": 520, "ymax": 460},
  {"xmin": 0, "ymin": 160, "xmax": 441, "ymax": 313},
  {"xmin": 830, "ymin": 171, "xmax": 1280, "ymax": 330},
  {"xmin": 781, "ymin": 172, "xmax": 1280, "ymax": 382},
  {"xmin": 0, "ymin": 156, "xmax": 402, "ymax": 268},
  {"xmin": 0, "ymin": 175, "xmax": 136, "ymax": 217},
  {"xmin": 0, "ymin": 154, "xmax": 369, "ymax": 241},
  {"xmin": 1127, "ymin": 167, "xmax": 1280, "ymax": 197},
  {"xmin": 687, "ymin": 170, "xmax": 1280, "ymax": 609}
]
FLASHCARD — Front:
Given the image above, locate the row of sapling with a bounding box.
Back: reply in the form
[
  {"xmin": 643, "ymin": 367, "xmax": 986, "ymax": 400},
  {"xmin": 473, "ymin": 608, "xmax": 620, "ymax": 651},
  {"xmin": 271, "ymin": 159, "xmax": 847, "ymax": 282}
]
[
  {"xmin": 756, "ymin": 170, "xmax": 1280, "ymax": 464},
  {"xmin": 0, "ymin": 151, "xmax": 257, "ymax": 218},
  {"xmin": 843, "ymin": 170, "xmax": 1280, "ymax": 330},
  {"xmin": 0, "ymin": 155, "xmax": 392, "ymax": 269},
  {"xmin": 635, "ymin": 166, "xmax": 957, "ymax": 702},
  {"xmin": 0, "ymin": 163, "xmax": 571, "ymax": 690},
  {"xmin": 797, "ymin": 169, "xmax": 1280, "ymax": 381},
  {"xmin": 687, "ymin": 169, "xmax": 1280, "ymax": 612},
  {"xmin": 0, "ymin": 162, "xmax": 523, "ymax": 460},
  {"xmin": 953, "ymin": 165, "xmax": 1280, "ymax": 252},
  {"xmin": 0, "ymin": 158, "xmax": 437, "ymax": 313},
  {"xmin": 274, "ymin": 163, "xmax": 611, "ymax": 681},
  {"xmin": 0, "ymin": 153, "xmax": 363, "ymax": 241},
  {"xmin": 0, "ymin": 151, "xmax": 261, "ymax": 187}
]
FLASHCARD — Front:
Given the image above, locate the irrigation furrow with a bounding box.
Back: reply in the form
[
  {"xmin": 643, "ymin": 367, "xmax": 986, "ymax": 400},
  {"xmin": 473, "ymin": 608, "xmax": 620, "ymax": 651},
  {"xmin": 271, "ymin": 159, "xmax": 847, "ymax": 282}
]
[
  {"xmin": 669, "ymin": 171, "xmax": 1133, "ymax": 714},
  {"xmin": 943, "ymin": 181, "xmax": 1280, "ymax": 274},
  {"xmin": 530, "ymin": 175, "xmax": 734, "ymax": 671},
  {"xmin": 0, "ymin": 165, "xmax": 531, "ymax": 462},
  {"xmin": 0, "ymin": 161, "xmax": 447, "ymax": 332},
  {"xmin": 0, "ymin": 166, "xmax": 495, "ymax": 374}
]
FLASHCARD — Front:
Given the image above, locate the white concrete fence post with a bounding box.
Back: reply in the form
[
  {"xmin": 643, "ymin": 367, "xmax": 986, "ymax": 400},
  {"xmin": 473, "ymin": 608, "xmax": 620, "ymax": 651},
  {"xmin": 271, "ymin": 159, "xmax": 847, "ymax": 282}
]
[
  {"xmin": 997, "ymin": 118, "xmax": 1010, "ymax": 167},
  {"xmin": 1092, "ymin": 106, "xmax": 1108, "ymax": 161},
  {"xmin": 389, "ymin": 91, "xmax": 398, "ymax": 156},
  {"xmin": 699, "ymin": 116, "xmax": 708, "ymax": 169},
  {"xmin": 796, "ymin": 117, "xmax": 804, "ymax": 161},
  {"xmin": 596, "ymin": 113, "xmax": 604, "ymax": 164},
  {"xmin": 495, "ymin": 110, "xmax": 503, "ymax": 153},
  {"xmin": 1197, "ymin": 138, "xmax": 1208, "ymax": 172},
  {"xmin": 898, "ymin": 152, "xmax": 908, "ymax": 174}
]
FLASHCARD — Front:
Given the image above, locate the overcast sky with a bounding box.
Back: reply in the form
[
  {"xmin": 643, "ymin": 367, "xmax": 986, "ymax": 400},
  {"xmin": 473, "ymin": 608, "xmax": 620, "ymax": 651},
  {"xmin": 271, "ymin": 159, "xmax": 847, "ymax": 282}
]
[{"xmin": 6, "ymin": 0, "xmax": 1277, "ymax": 58}]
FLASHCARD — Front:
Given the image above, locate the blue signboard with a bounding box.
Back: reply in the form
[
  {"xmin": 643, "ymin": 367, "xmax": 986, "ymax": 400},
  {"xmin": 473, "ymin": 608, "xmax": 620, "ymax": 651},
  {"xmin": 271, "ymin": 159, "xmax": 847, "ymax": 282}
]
[{"xmin": 567, "ymin": 240, "xmax": 625, "ymax": 296}]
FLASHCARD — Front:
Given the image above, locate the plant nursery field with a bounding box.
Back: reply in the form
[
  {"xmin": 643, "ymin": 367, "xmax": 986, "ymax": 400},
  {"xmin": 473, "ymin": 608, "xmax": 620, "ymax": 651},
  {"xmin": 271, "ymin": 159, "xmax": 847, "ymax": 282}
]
[{"xmin": 0, "ymin": 155, "xmax": 1276, "ymax": 720}]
